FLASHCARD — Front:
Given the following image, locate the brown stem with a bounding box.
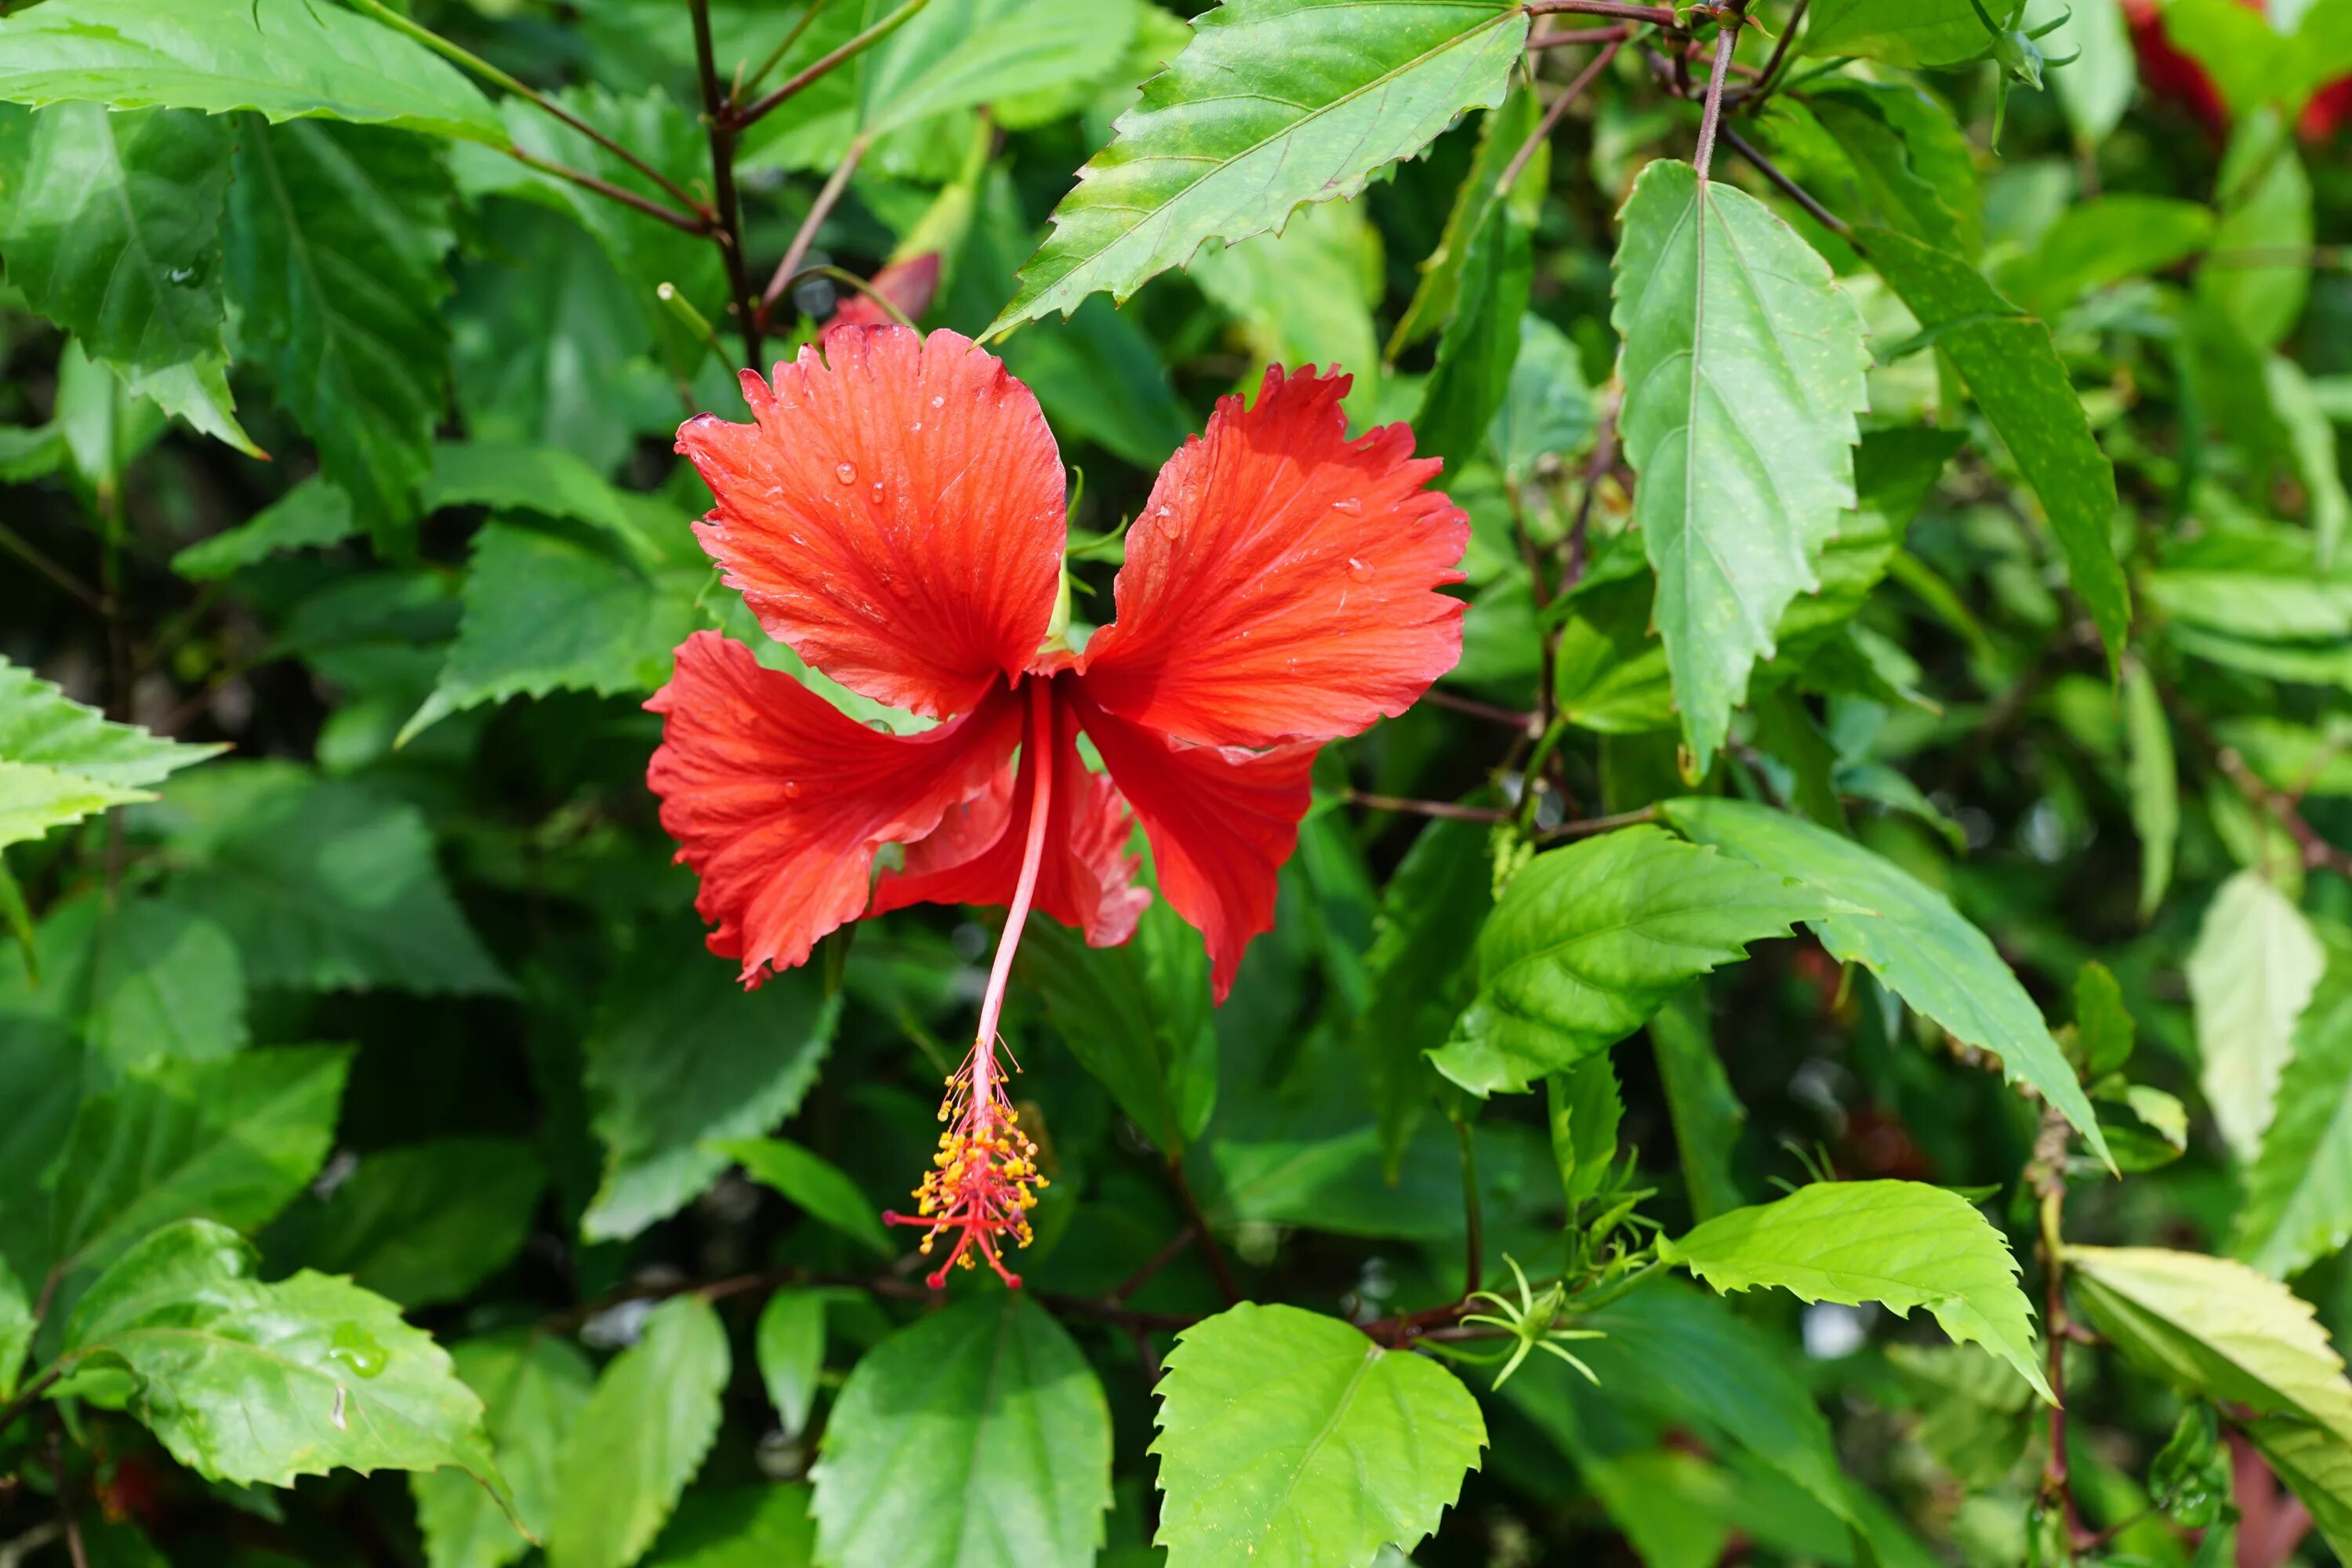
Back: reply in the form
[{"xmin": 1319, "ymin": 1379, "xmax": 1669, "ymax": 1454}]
[
  {"xmin": 763, "ymin": 137, "xmax": 869, "ymax": 319},
  {"xmin": 503, "ymin": 147, "xmax": 711, "ymax": 234},
  {"xmin": 733, "ymin": 0, "xmax": 938, "ymax": 129},
  {"xmin": 1425, "ymin": 688, "xmax": 1543, "ymax": 733},
  {"xmin": 1165, "ymin": 1160, "xmax": 1241, "ymax": 1305},
  {"xmin": 1537, "ymin": 804, "xmax": 1659, "ymax": 842},
  {"xmin": 1523, "ymin": 0, "xmax": 1679, "ymax": 20},
  {"xmin": 1456, "ymin": 1118, "xmax": 1485, "ymax": 1298},
  {"xmin": 1498, "ymin": 38, "xmax": 1623, "ymax": 197},
  {"xmin": 689, "ymin": 0, "xmax": 764, "ymax": 370},
  {"xmin": 1529, "ymin": 24, "xmax": 1632, "ymax": 47},
  {"xmin": 1692, "ymin": 9, "xmax": 1743, "ymax": 180},
  {"xmin": 44, "ymin": 1411, "xmax": 87, "ymax": 1568},
  {"xmin": 2031, "ymin": 1105, "xmax": 2080, "ymax": 1537},
  {"xmin": 1719, "ymin": 125, "xmax": 1851, "ymax": 237},
  {"xmin": 1563, "ymin": 388, "xmax": 1621, "ymax": 593},
  {"xmin": 1107, "ymin": 1226, "xmax": 1200, "ymax": 1305},
  {"xmin": 1743, "ymin": 0, "xmax": 1809, "ymax": 107},
  {"xmin": 2166, "ymin": 684, "xmax": 2352, "ymax": 877},
  {"xmin": 0, "ymin": 520, "xmax": 106, "ymax": 613},
  {"xmin": 742, "ymin": 0, "xmax": 833, "ymax": 96},
  {"xmin": 0, "ymin": 1365, "xmax": 61, "ymax": 1441},
  {"xmin": 1345, "ymin": 790, "xmax": 1512, "ymax": 825}
]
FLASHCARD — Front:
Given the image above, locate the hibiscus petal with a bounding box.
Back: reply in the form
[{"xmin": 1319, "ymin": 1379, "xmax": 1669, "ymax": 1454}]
[
  {"xmin": 1070, "ymin": 686, "xmax": 1316, "ymax": 1002},
  {"xmin": 1078, "ymin": 364, "xmax": 1471, "ymax": 748},
  {"xmin": 871, "ymin": 681, "xmax": 1149, "ymax": 948},
  {"xmin": 677, "ymin": 325, "xmax": 1066, "ymax": 720},
  {"xmin": 646, "ymin": 630, "xmax": 1021, "ymax": 985}
]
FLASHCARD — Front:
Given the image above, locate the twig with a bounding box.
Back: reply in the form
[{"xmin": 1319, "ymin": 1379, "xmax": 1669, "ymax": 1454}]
[
  {"xmin": 1165, "ymin": 1160, "xmax": 1241, "ymax": 1305},
  {"xmin": 1692, "ymin": 7, "xmax": 1744, "ymax": 180},
  {"xmin": 776, "ymin": 265, "xmax": 920, "ymax": 330},
  {"xmin": 742, "ymin": 0, "xmax": 833, "ymax": 97},
  {"xmin": 44, "ymin": 1412, "xmax": 85, "ymax": 1568},
  {"xmin": 732, "ymin": 0, "xmax": 938, "ymax": 129},
  {"xmin": 1456, "ymin": 1119, "xmax": 1485, "ymax": 1298},
  {"xmin": 2165, "ymin": 684, "xmax": 2352, "ymax": 877},
  {"xmin": 1529, "ymin": 24, "xmax": 1632, "ymax": 48},
  {"xmin": 2031, "ymin": 1105, "xmax": 2082, "ymax": 1540},
  {"xmin": 350, "ymin": 0, "xmax": 713, "ymax": 222},
  {"xmin": 1106, "ymin": 1226, "xmax": 1199, "ymax": 1305},
  {"xmin": 0, "ymin": 1366, "xmax": 61, "ymax": 1441},
  {"xmin": 1524, "ymin": 0, "xmax": 1680, "ymax": 20},
  {"xmin": 1344, "ymin": 790, "xmax": 1512, "ymax": 825},
  {"xmin": 1563, "ymin": 388, "xmax": 1621, "ymax": 593},
  {"xmin": 1425, "ymin": 688, "xmax": 1543, "ymax": 733},
  {"xmin": 1747, "ymin": 0, "xmax": 1809, "ymax": 103},
  {"xmin": 0, "ymin": 521, "xmax": 106, "ymax": 613},
  {"xmin": 689, "ymin": 0, "xmax": 764, "ymax": 369},
  {"xmin": 1719, "ymin": 125, "xmax": 1851, "ymax": 238},
  {"xmin": 763, "ymin": 137, "xmax": 870, "ymax": 318},
  {"xmin": 1498, "ymin": 37, "xmax": 1624, "ymax": 197},
  {"xmin": 503, "ymin": 147, "xmax": 711, "ymax": 234},
  {"xmin": 1537, "ymin": 804, "xmax": 1658, "ymax": 842}
]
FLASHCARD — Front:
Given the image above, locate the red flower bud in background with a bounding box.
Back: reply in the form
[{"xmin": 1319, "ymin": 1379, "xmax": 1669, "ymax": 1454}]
[{"xmin": 2125, "ymin": 0, "xmax": 2352, "ymax": 138}]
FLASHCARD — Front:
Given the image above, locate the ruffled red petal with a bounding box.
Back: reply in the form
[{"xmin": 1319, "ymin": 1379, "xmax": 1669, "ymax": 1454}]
[
  {"xmin": 870, "ymin": 678, "xmax": 1149, "ymax": 948},
  {"xmin": 1077, "ymin": 365, "xmax": 1470, "ymax": 749},
  {"xmin": 677, "ymin": 325, "xmax": 1066, "ymax": 720},
  {"xmin": 1069, "ymin": 684, "xmax": 1316, "ymax": 1002},
  {"xmin": 646, "ymin": 630, "xmax": 1022, "ymax": 984}
]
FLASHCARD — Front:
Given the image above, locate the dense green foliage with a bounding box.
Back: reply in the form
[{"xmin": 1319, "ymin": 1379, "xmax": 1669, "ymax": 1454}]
[{"xmin": 3, "ymin": 0, "xmax": 2352, "ymax": 1565}]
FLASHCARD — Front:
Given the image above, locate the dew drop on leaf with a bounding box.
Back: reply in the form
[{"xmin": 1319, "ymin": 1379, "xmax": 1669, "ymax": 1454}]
[{"xmin": 327, "ymin": 1322, "xmax": 388, "ymax": 1378}]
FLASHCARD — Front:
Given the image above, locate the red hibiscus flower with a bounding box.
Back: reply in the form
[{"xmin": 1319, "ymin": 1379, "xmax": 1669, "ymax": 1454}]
[{"xmin": 648, "ymin": 324, "xmax": 1468, "ymax": 1287}]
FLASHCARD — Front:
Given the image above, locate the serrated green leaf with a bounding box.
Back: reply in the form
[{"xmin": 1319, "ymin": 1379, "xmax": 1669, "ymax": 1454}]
[
  {"xmin": 0, "ymin": 101, "xmax": 230, "ymax": 375},
  {"xmin": 2268, "ymin": 354, "xmax": 2350, "ymax": 569},
  {"xmin": 60, "ymin": 1220, "xmax": 512, "ymax": 1500},
  {"xmin": 1490, "ymin": 312, "xmax": 1595, "ymax": 486},
  {"xmin": 1660, "ymin": 1180, "xmax": 2053, "ymax": 1404},
  {"xmin": 0, "ymin": 0, "xmax": 505, "ymax": 143},
  {"xmin": 172, "ymin": 476, "xmax": 358, "ymax": 580},
  {"xmin": 1861, "ymin": 227, "xmax": 2130, "ymax": 669},
  {"xmin": 416, "ymin": 1332, "xmax": 593, "ymax": 1568},
  {"xmin": 2123, "ymin": 659, "xmax": 2177, "ymax": 922},
  {"xmin": 0, "ymin": 762, "xmax": 148, "ymax": 852},
  {"xmin": 1412, "ymin": 198, "xmax": 1529, "ymax": 475},
  {"xmin": 814, "ymin": 1294, "xmax": 1112, "ymax": 1568},
  {"xmin": 1432, "ymin": 826, "xmax": 1846, "ymax": 1097},
  {"xmin": 2245, "ymin": 1417, "xmax": 2352, "ymax": 1565},
  {"xmin": 1024, "ymin": 895, "xmax": 1216, "ymax": 1157},
  {"xmin": 645, "ymin": 1486, "xmax": 818, "ymax": 1568},
  {"xmin": 711, "ymin": 1138, "xmax": 888, "ymax": 1258},
  {"xmin": 2006, "ymin": 195, "xmax": 2216, "ymax": 318},
  {"xmin": 2200, "ymin": 110, "xmax": 2311, "ymax": 356},
  {"xmin": 581, "ymin": 938, "xmax": 838, "ymax": 1242},
  {"xmin": 2188, "ymin": 869, "xmax": 2322, "ymax": 1163},
  {"xmin": 1546, "ymin": 1052, "xmax": 1621, "ymax": 1210},
  {"xmin": 856, "ymin": 0, "xmax": 1134, "ymax": 140},
  {"xmin": 2234, "ymin": 941, "xmax": 2352, "ymax": 1277},
  {"xmin": 2048, "ymin": 0, "xmax": 2138, "ymax": 146},
  {"xmin": 0, "ymin": 655, "xmax": 223, "ymax": 788},
  {"xmin": 547, "ymin": 1295, "xmax": 731, "ymax": 1568},
  {"xmin": 1191, "ymin": 196, "xmax": 1383, "ymax": 415},
  {"xmin": 77, "ymin": 895, "xmax": 248, "ymax": 1078},
  {"xmin": 48, "ymin": 1044, "xmax": 350, "ymax": 1284},
  {"xmin": 2067, "ymin": 1243, "xmax": 2352, "ymax": 1445},
  {"xmin": 1802, "ymin": 0, "xmax": 1992, "ymax": 67},
  {"xmin": 1390, "ymin": 90, "xmax": 1537, "ymax": 358},
  {"xmin": 1612, "ymin": 159, "xmax": 1871, "ymax": 771},
  {"xmin": 420, "ymin": 442, "xmax": 652, "ymax": 557},
  {"xmin": 754, "ymin": 1291, "xmax": 826, "ymax": 1439},
  {"xmin": 227, "ymin": 118, "xmax": 455, "ymax": 537},
  {"xmin": 1777, "ymin": 83, "xmax": 1966, "ymax": 254},
  {"xmin": 160, "ymin": 764, "xmax": 510, "ymax": 996},
  {"xmin": 272, "ymin": 1138, "xmax": 543, "ymax": 1308},
  {"xmin": 989, "ymin": 0, "xmax": 1526, "ymax": 332},
  {"xmin": 0, "ymin": 1255, "xmax": 33, "ymax": 1400},
  {"xmin": 1150, "ymin": 1301, "xmax": 1485, "ymax": 1568},
  {"xmin": 1649, "ymin": 986, "xmax": 1747, "ymax": 1221},
  {"xmin": 1354, "ymin": 817, "xmax": 1492, "ymax": 1177},
  {"xmin": 1664, "ymin": 798, "xmax": 2112, "ymax": 1167}
]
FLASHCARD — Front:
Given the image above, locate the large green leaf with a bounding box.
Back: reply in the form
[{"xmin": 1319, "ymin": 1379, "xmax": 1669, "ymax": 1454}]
[
  {"xmin": 547, "ymin": 1295, "xmax": 731, "ymax": 1568},
  {"xmin": 1663, "ymin": 798, "xmax": 2111, "ymax": 1166},
  {"xmin": 2234, "ymin": 939, "xmax": 2352, "ymax": 1277},
  {"xmin": 2048, "ymin": 0, "xmax": 2138, "ymax": 146},
  {"xmin": 0, "ymin": 0, "xmax": 505, "ymax": 143},
  {"xmin": 78, "ymin": 895, "xmax": 248, "ymax": 1078},
  {"xmin": 1389, "ymin": 89, "xmax": 1536, "ymax": 358},
  {"xmin": 226, "ymin": 118, "xmax": 455, "ymax": 537},
  {"xmin": 710, "ymin": 1138, "xmax": 889, "ymax": 1258},
  {"xmin": 270, "ymin": 1138, "xmax": 544, "ymax": 1308},
  {"xmin": 2246, "ymin": 1417, "xmax": 2352, "ymax": 1565},
  {"xmin": 988, "ymin": 0, "xmax": 1526, "ymax": 332},
  {"xmin": 416, "ymin": 1332, "xmax": 593, "ymax": 1568},
  {"xmin": 2187, "ymin": 869, "xmax": 2322, "ymax": 1163},
  {"xmin": 1411, "ymin": 195, "xmax": 1530, "ymax": 476},
  {"xmin": 1151, "ymin": 1301, "xmax": 1485, "ymax": 1568},
  {"xmin": 580, "ymin": 937, "xmax": 839, "ymax": 1241},
  {"xmin": 172, "ymin": 476, "xmax": 358, "ymax": 580},
  {"xmin": 0, "ymin": 656, "xmax": 222, "ymax": 789},
  {"xmin": 1190, "ymin": 196, "xmax": 1384, "ymax": 415},
  {"xmin": 1649, "ymin": 987, "xmax": 1748, "ymax": 1222},
  {"xmin": 1353, "ymin": 817, "xmax": 1493, "ymax": 1175},
  {"xmin": 0, "ymin": 102, "xmax": 230, "ymax": 375},
  {"xmin": 0, "ymin": 764, "xmax": 147, "ymax": 853},
  {"xmin": 2123, "ymin": 659, "xmax": 2178, "ymax": 922},
  {"xmin": 59, "ymin": 1220, "xmax": 511, "ymax": 1498},
  {"xmin": 2198, "ymin": 110, "xmax": 2312, "ymax": 355},
  {"xmin": 1659, "ymin": 1180, "xmax": 2053, "ymax": 1403},
  {"xmin": 2005, "ymin": 194, "xmax": 2216, "ymax": 318},
  {"xmin": 1802, "ymin": 0, "xmax": 1992, "ymax": 67},
  {"xmin": 1430, "ymin": 826, "xmax": 1842, "ymax": 1096},
  {"xmin": 1860, "ymin": 227, "xmax": 2131, "ymax": 667},
  {"xmin": 48, "ymin": 1045, "xmax": 350, "ymax": 1283},
  {"xmin": 1611, "ymin": 159, "xmax": 1871, "ymax": 771},
  {"xmin": 813, "ymin": 1294, "xmax": 1112, "ymax": 1568},
  {"xmin": 645, "ymin": 1486, "xmax": 818, "ymax": 1568},
  {"xmin": 158, "ymin": 764, "xmax": 510, "ymax": 996},
  {"xmin": 1023, "ymin": 896, "xmax": 1217, "ymax": 1156},
  {"xmin": 755, "ymin": 1290, "xmax": 826, "ymax": 1440}
]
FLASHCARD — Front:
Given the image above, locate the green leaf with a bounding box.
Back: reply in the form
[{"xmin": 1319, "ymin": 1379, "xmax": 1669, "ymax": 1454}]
[
  {"xmin": 2198, "ymin": 110, "xmax": 2311, "ymax": 356},
  {"xmin": 0, "ymin": 655, "xmax": 223, "ymax": 788},
  {"xmin": 1860, "ymin": 227, "xmax": 2131, "ymax": 669},
  {"xmin": 0, "ymin": 0, "xmax": 506, "ymax": 143},
  {"xmin": 420, "ymin": 442, "xmax": 651, "ymax": 554},
  {"xmin": 0, "ymin": 101, "xmax": 230, "ymax": 374},
  {"xmin": 1802, "ymin": 0, "xmax": 1995, "ymax": 66},
  {"xmin": 160, "ymin": 764, "xmax": 510, "ymax": 996},
  {"xmin": 2067, "ymin": 1243, "xmax": 2352, "ymax": 1446},
  {"xmin": 49, "ymin": 1045, "xmax": 350, "ymax": 1283},
  {"xmin": 855, "ymin": 0, "xmax": 1134, "ymax": 140},
  {"xmin": 1353, "ymin": 817, "xmax": 1493, "ymax": 1176},
  {"xmin": 1152, "ymin": 1301, "xmax": 1483, "ymax": 1568},
  {"xmin": 814, "ymin": 1294, "xmax": 1112, "ymax": 1568},
  {"xmin": 2049, "ymin": 0, "xmax": 2139, "ymax": 147},
  {"xmin": 0, "ymin": 762, "xmax": 149, "ymax": 852},
  {"xmin": 74, "ymin": 895, "xmax": 248, "ymax": 1078},
  {"xmin": 988, "ymin": 0, "xmax": 1526, "ymax": 332},
  {"xmin": 754, "ymin": 1290, "xmax": 826, "ymax": 1439},
  {"xmin": 273, "ymin": 1138, "xmax": 544, "ymax": 1308},
  {"xmin": 1773, "ymin": 83, "xmax": 1967, "ymax": 254},
  {"xmin": 2267, "ymin": 354, "xmax": 2350, "ymax": 569},
  {"xmin": 226, "ymin": 118, "xmax": 455, "ymax": 537},
  {"xmin": 1191, "ymin": 197, "xmax": 1384, "ymax": 416},
  {"xmin": 1649, "ymin": 986, "xmax": 1747, "ymax": 1221},
  {"xmin": 1412, "ymin": 200, "xmax": 1530, "ymax": 475},
  {"xmin": 645, "ymin": 1486, "xmax": 818, "ymax": 1568},
  {"xmin": 2245, "ymin": 1417, "xmax": 2352, "ymax": 1565},
  {"xmin": 60, "ymin": 1219, "xmax": 511, "ymax": 1498},
  {"xmin": 1611, "ymin": 159, "xmax": 1871, "ymax": 771},
  {"xmin": 998, "ymin": 296, "xmax": 1196, "ymax": 469},
  {"xmin": 1023, "ymin": 895, "xmax": 1216, "ymax": 1156},
  {"xmin": 581, "ymin": 938, "xmax": 839, "ymax": 1242},
  {"xmin": 416, "ymin": 1332, "xmax": 593, "ymax": 1568},
  {"xmin": 2234, "ymin": 941, "xmax": 2352, "ymax": 1277},
  {"xmin": 1390, "ymin": 90, "xmax": 1537, "ymax": 358},
  {"xmin": 1431, "ymin": 825, "xmax": 1845, "ymax": 1096},
  {"xmin": 2005, "ymin": 196, "xmax": 2216, "ymax": 318},
  {"xmin": 1659, "ymin": 1179, "xmax": 2053, "ymax": 1404},
  {"xmin": 711, "ymin": 1138, "xmax": 888, "ymax": 1258},
  {"xmin": 2074, "ymin": 960, "xmax": 2136, "ymax": 1078},
  {"xmin": 2188, "ymin": 869, "xmax": 2322, "ymax": 1163},
  {"xmin": 1546, "ymin": 1053, "xmax": 1622, "ymax": 1210},
  {"xmin": 0, "ymin": 1255, "xmax": 34, "ymax": 1400},
  {"xmin": 1490, "ymin": 312, "xmax": 1595, "ymax": 486},
  {"xmin": 1663, "ymin": 798, "xmax": 2113, "ymax": 1167},
  {"xmin": 546, "ymin": 1296, "xmax": 730, "ymax": 1568},
  {"xmin": 2123, "ymin": 659, "xmax": 2178, "ymax": 922},
  {"xmin": 172, "ymin": 477, "xmax": 358, "ymax": 580}
]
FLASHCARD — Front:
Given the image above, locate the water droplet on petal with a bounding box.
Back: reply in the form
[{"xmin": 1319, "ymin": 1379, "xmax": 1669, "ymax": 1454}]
[
  {"xmin": 835, "ymin": 462, "xmax": 858, "ymax": 485},
  {"xmin": 1331, "ymin": 497, "xmax": 1363, "ymax": 515},
  {"xmin": 910, "ymin": 421, "xmax": 922, "ymax": 433},
  {"xmin": 930, "ymin": 394, "xmax": 946, "ymax": 409},
  {"xmin": 1345, "ymin": 557, "xmax": 1375, "ymax": 583},
  {"xmin": 785, "ymin": 780, "xmax": 803, "ymax": 800}
]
